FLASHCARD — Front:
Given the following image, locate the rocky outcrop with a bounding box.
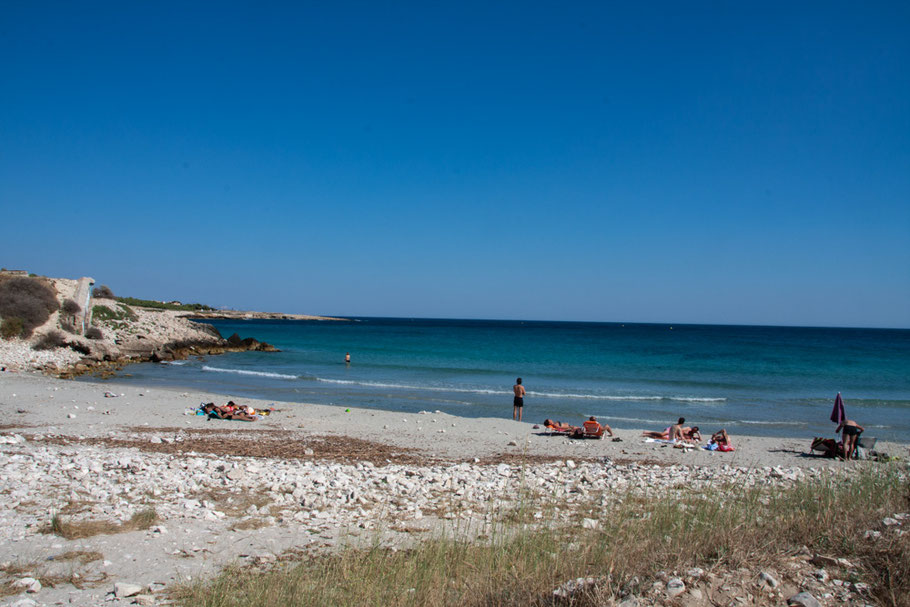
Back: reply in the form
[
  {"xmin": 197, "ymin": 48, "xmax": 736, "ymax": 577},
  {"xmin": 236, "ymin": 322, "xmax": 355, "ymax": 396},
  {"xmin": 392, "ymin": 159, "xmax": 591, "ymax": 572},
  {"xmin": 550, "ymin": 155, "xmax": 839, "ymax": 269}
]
[{"xmin": 56, "ymin": 324, "xmax": 279, "ymax": 378}]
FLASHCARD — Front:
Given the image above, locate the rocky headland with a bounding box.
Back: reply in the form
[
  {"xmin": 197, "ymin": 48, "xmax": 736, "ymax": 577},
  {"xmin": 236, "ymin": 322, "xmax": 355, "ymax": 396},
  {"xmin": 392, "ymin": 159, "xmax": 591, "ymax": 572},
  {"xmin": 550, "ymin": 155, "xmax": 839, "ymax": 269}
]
[{"xmin": 0, "ymin": 274, "xmax": 315, "ymax": 378}]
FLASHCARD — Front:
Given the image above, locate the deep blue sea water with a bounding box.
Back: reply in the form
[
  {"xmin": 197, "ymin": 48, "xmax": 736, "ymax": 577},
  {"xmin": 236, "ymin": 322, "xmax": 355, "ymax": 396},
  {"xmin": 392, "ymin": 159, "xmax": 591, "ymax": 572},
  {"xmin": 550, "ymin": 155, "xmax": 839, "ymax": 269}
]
[{"xmin": 94, "ymin": 318, "xmax": 910, "ymax": 441}]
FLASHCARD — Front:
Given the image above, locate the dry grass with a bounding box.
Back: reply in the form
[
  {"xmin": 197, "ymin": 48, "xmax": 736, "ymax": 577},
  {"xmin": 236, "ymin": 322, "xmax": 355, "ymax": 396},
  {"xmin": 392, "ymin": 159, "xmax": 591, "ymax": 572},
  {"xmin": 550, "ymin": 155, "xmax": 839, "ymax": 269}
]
[
  {"xmin": 56, "ymin": 550, "xmax": 104, "ymax": 565},
  {"xmin": 0, "ymin": 554, "xmax": 108, "ymax": 595},
  {"xmin": 44, "ymin": 507, "xmax": 158, "ymax": 540},
  {"xmin": 33, "ymin": 429, "xmax": 435, "ymax": 465},
  {"xmin": 229, "ymin": 518, "xmax": 273, "ymax": 532},
  {"xmin": 175, "ymin": 465, "xmax": 910, "ymax": 607},
  {"xmin": 198, "ymin": 488, "xmax": 272, "ymax": 518}
]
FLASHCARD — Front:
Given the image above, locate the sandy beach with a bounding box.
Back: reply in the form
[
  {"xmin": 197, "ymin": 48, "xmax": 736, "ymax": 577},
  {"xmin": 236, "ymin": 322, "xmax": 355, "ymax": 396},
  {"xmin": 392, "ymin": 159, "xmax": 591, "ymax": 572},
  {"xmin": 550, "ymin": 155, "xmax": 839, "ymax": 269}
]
[{"xmin": 1, "ymin": 369, "xmax": 907, "ymax": 606}]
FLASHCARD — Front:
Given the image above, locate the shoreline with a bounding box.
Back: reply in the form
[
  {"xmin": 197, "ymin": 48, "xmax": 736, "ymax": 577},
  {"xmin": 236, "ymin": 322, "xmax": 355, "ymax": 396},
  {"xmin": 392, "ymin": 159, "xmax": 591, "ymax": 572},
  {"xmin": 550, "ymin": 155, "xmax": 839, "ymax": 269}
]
[
  {"xmin": 1, "ymin": 370, "xmax": 907, "ymax": 606},
  {"xmin": 5, "ymin": 370, "xmax": 906, "ymax": 467}
]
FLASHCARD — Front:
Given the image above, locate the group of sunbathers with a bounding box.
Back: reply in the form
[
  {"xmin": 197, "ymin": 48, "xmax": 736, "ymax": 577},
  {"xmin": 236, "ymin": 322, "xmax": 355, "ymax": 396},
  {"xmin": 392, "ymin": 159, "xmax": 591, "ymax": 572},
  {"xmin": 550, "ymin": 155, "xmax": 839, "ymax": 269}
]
[
  {"xmin": 543, "ymin": 415, "xmax": 732, "ymax": 449},
  {"xmin": 543, "ymin": 416, "xmax": 614, "ymax": 439},
  {"xmin": 199, "ymin": 401, "xmax": 275, "ymax": 422},
  {"xmin": 641, "ymin": 417, "xmax": 734, "ymax": 451}
]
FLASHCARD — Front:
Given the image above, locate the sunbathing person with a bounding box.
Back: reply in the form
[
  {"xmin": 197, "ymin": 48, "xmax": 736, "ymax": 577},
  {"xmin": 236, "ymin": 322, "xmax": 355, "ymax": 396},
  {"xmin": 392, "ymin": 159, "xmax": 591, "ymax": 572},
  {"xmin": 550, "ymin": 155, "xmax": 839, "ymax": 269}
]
[
  {"xmin": 642, "ymin": 421, "xmax": 699, "ymax": 443},
  {"xmin": 543, "ymin": 419, "xmax": 573, "ymax": 431},
  {"xmin": 684, "ymin": 426, "xmax": 702, "ymax": 443},
  {"xmin": 583, "ymin": 416, "xmax": 614, "ymax": 437},
  {"xmin": 203, "ymin": 402, "xmax": 259, "ymax": 421},
  {"xmin": 711, "ymin": 429, "xmax": 731, "ymax": 445},
  {"xmin": 705, "ymin": 429, "xmax": 734, "ymax": 451},
  {"xmin": 642, "ymin": 417, "xmax": 686, "ymax": 440}
]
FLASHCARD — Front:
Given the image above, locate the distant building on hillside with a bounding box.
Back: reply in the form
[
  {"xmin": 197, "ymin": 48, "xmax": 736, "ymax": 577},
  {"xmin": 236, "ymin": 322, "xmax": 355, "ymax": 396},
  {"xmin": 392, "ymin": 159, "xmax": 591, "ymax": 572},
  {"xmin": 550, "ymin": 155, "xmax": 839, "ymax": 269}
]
[{"xmin": 0, "ymin": 269, "xmax": 29, "ymax": 276}]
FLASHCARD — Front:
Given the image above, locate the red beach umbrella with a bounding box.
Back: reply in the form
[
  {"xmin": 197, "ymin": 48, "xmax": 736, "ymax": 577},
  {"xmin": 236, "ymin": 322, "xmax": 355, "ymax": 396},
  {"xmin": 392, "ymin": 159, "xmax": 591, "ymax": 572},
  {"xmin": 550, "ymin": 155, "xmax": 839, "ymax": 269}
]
[{"xmin": 830, "ymin": 392, "xmax": 846, "ymax": 425}]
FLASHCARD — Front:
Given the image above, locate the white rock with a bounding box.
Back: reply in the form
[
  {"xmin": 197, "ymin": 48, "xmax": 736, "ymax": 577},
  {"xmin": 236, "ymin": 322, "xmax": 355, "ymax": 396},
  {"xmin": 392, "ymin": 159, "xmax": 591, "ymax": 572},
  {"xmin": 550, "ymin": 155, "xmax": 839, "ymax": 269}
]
[
  {"xmin": 581, "ymin": 518, "xmax": 598, "ymax": 529},
  {"xmin": 788, "ymin": 592, "xmax": 822, "ymax": 607},
  {"xmin": 666, "ymin": 578, "xmax": 685, "ymax": 597},
  {"xmin": 114, "ymin": 582, "xmax": 144, "ymax": 597},
  {"xmin": 759, "ymin": 571, "xmax": 779, "ymax": 589}
]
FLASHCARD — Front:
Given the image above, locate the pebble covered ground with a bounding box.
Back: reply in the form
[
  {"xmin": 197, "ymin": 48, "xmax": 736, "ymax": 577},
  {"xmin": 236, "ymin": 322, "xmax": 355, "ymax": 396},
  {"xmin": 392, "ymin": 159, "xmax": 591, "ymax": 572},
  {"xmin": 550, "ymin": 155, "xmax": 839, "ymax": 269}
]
[{"xmin": 1, "ymin": 427, "xmax": 907, "ymax": 606}]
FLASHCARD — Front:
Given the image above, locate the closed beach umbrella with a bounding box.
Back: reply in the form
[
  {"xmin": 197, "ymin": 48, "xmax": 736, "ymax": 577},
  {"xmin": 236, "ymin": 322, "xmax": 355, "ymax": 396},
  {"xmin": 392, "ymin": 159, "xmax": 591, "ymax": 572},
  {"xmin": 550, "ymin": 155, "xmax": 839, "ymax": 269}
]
[{"xmin": 830, "ymin": 392, "xmax": 846, "ymax": 425}]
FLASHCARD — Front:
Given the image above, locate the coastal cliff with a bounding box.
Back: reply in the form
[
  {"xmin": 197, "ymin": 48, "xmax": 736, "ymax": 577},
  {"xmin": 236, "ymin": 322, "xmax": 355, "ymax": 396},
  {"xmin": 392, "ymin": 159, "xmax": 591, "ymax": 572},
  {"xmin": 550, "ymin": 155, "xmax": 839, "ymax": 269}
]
[{"xmin": 0, "ymin": 272, "xmax": 310, "ymax": 377}]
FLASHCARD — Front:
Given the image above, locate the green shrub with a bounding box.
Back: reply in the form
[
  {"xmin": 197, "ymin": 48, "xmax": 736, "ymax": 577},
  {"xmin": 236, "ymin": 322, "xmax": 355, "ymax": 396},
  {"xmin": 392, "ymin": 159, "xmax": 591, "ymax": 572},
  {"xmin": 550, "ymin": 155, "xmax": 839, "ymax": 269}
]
[
  {"xmin": 0, "ymin": 277, "xmax": 58, "ymax": 338},
  {"xmin": 1, "ymin": 317, "xmax": 24, "ymax": 340},
  {"xmin": 33, "ymin": 330, "xmax": 67, "ymax": 351},
  {"xmin": 92, "ymin": 285, "xmax": 115, "ymax": 299},
  {"xmin": 93, "ymin": 304, "xmax": 137, "ymax": 323},
  {"xmin": 116, "ymin": 296, "xmax": 215, "ymax": 312},
  {"xmin": 61, "ymin": 298, "xmax": 81, "ymax": 316}
]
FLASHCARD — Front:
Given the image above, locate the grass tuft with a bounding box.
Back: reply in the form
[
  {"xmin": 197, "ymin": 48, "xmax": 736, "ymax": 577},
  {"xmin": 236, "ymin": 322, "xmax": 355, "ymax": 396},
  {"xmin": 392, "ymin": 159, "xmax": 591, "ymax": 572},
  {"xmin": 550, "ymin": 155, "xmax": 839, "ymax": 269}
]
[{"xmin": 44, "ymin": 508, "xmax": 158, "ymax": 540}]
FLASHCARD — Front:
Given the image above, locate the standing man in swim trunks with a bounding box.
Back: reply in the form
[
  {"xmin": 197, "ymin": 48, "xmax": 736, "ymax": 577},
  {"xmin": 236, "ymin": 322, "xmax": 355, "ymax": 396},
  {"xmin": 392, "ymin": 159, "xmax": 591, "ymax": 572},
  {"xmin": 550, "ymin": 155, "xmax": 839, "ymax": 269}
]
[
  {"xmin": 835, "ymin": 419, "xmax": 864, "ymax": 461},
  {"xmin": 512, "ymin": 378, "xmax": 526, "ymax": 421}
]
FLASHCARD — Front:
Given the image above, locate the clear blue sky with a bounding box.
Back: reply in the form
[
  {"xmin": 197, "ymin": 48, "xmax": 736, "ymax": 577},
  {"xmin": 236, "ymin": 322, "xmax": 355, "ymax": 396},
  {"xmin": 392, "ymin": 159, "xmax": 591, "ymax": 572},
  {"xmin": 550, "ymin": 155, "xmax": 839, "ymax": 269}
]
[{"xmin": 2, "ymin": 2, "xmax": 908, "ymax": 328}]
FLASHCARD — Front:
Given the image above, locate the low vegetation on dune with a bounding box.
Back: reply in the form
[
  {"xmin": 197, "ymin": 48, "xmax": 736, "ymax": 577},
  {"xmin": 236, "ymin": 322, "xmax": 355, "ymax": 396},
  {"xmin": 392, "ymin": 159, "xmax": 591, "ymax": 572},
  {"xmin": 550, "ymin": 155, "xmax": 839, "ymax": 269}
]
[
  {"xmin": 115, "ymin": 296, "xmax": 215, "ymax": 312},
  {"xmin": 176, "ymin": 466, "xmax": 909, "ymax": 607},
  {"xmin": 0, "ymin": 275, "xmax": 59, "ymax": 339}
]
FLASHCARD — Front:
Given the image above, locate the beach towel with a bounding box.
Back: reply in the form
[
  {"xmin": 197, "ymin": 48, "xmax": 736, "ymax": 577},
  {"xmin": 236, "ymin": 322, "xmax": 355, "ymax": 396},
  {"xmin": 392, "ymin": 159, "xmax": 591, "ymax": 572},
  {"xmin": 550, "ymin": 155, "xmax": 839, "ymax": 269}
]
[
  {"xmin": 704, "ymin": 443, "xmax": 734, "ymax": 452},
  {"xmin": 830, "ymin": 393, "xmax": 846, "ymax": 425}
]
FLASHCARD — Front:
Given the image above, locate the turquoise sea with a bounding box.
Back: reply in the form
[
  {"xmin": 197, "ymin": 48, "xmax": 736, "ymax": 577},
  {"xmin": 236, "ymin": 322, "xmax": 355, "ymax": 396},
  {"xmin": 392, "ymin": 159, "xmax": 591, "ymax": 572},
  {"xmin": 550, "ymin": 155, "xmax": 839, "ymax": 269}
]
[{"xmin": 95, "ymin": 318, "xmax": 910, "ymax": 441}]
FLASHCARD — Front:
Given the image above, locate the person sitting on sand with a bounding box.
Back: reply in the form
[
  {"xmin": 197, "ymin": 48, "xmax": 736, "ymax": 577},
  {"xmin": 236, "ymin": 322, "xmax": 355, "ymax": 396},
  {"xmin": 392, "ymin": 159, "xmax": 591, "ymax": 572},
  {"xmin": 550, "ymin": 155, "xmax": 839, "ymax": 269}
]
[
  {"xmin": 684, "ymin": 426, "xmax": 702, "ymax": 443},
  {"xmin": 710, "ymin": 429, "xmax": 731, "ymax": 446},
  {"xmin": 584, "ymin": 416, "xmax": 614, "ymax": 437},
  {"xmin": 835, "ymin": 419, "xmax": 864, "ymax": 461},
  {"xmin": 642, "ymin": 420, "xmax": 699, "ymax": 443}
]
